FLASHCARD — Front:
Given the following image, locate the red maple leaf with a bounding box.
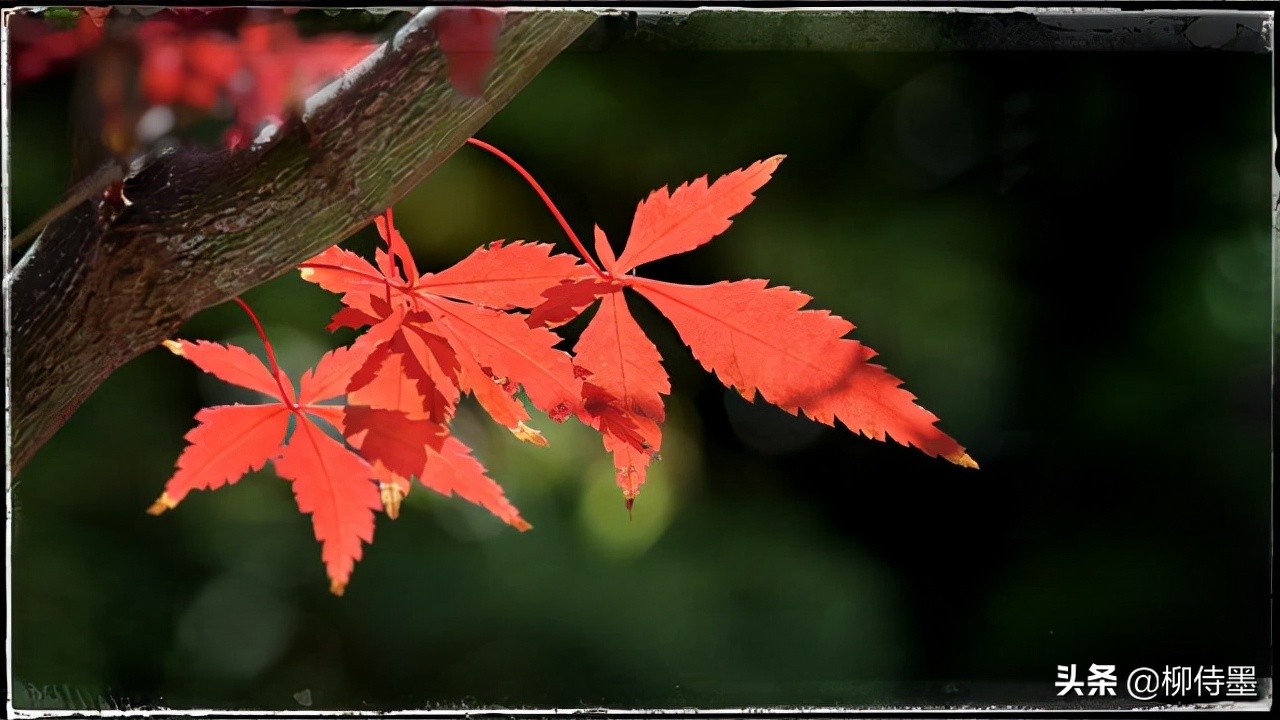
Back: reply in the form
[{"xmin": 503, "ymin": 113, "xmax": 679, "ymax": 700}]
[
  {"xmin": 148, "ymin": 298, "xmax": 424, "ymax": 595},
  {"xmin": 520, "ymin": 156, "xmax": 978, "ymax": 502},
  {"xmin": 298, "ymin": 210, "xmax": 580, "ymax": 527},
  {"xmin": 340, "ymin": 311, "xmax": 532, "ymax": 530},
  {"xmin": 301, "ymin": 210, "xmax": 593, "ymax": 432}
]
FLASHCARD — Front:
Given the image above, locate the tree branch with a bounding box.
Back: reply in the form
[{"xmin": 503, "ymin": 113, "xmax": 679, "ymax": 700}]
[{"xmin": 8, "ymin": 9, "xmax": 598, "ymax": 473}]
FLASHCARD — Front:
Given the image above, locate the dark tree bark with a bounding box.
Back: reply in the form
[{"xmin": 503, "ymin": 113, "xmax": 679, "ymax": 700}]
[{"xmin": 8, "ymin": 9, "xmax": 598, "ymax": 472}]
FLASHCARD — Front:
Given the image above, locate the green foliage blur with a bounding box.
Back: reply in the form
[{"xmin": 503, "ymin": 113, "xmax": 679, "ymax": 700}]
[{"xmin": 9, "ymin": 9, "xmax": 1271, "ymax": 711}]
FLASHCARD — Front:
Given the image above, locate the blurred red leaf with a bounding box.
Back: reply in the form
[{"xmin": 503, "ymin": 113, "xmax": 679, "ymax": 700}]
[{"xmin": 431, "ymin": 8, "xmax": 505, "ymax": 97}]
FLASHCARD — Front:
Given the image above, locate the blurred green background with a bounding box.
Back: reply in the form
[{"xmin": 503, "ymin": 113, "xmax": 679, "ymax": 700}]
[{"xmin": 9, "ymin": 9, "xmax": 1271, "ymax": 711}]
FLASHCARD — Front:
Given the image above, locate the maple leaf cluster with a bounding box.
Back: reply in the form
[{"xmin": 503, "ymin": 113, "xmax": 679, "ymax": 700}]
[{"xmin": 150, "ymin": 138, "xmax": 976, "ymax": 595}]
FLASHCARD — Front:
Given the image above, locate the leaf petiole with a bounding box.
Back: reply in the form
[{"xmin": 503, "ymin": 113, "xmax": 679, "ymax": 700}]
[
  {"xmin": 465, "ymin": 137, "xmax": 609, "ymax": 279},
  {"xmin": 232, "ymin": 296, "xmax": 296, "ymax": 409}
]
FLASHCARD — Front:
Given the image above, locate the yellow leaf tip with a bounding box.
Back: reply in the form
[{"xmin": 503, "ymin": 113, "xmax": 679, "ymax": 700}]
[
  {"xmin": 511, "ymin": 421, "xmax": 549, "ymax": 448},
  {"xmin": 146, "ymin": 492, "xmax": 177, "ymax": 515},
  {"xmin": 299, "ymin": 267, "xmax": 315, "ymax": 280},
  {"xmin": 949, "ymin": 452, "xmax": 979, "ymax": 469},
  {"xmin": 379, "ymin": 483, "xmax": 405, "ymax": 519},
  {"xmin": 329, "ymin": 579, "xmax": 346, "ymax": 596},
  {"xmin": 513, "ymin": 518, "xmax": 533, "ymax": 532},
  {"xmin": 161, "ymin": 339, "xmax": 184, "ymax": 356}
]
